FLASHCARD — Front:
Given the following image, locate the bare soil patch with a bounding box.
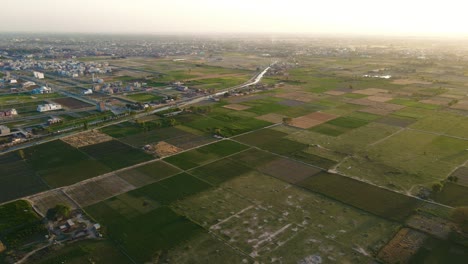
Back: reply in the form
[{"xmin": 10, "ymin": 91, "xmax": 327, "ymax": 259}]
[
  {"xmin": 290, "ymin": 112, "xmax": 338, "ymax": 129},
  {"xmin": 367, "ymin": 95, "xmax": 393, "ymax": 102},
  {"xmin": 29, "ymin": 190, "xmax": 78, "ymax": 216},
  {"xmin": 65, "ymin": 174, "xmax": 136, "ymax": 207},
  {"xmin": 258, "ymin": 157, "xmax": 321, "ymax": 183},
  {"xmin": 420, "ymin": 97, "xmax": 452, "ymax": 106},
  {"xmin": 325, "ymin": 90, "xmax": 346, "ymax": 96},
  {"xmin": 377, "ymin": 228, "xmax": 428, "ymax": 264},
  {"xmin": 62, "ymin": 130, "xmax": 113, "ymax": 148},
  {"xmin": 153, "ymin": 141, "xmax": 183, "ymax": 157},
  {"xmin": 223, "ymin": 104, "xmax": 251, "ymax": 111},
  {"xmin": 52, "ymin": 97, "xmax": 93, "ymax": 109},
  {"xmin": 450, "ymin": 100, "xmax": 468, "ymax": 110},
  {"xmin": 275, "ymin": 92, "xmax": 316, "ymax": 102}
]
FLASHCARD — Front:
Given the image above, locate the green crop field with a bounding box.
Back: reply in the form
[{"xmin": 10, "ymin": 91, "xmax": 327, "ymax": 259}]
[
  {"xmin": 125, "ymin": 93, "xmax": 164, "ymax": 102},
  {"xmin": 338, "ymin": 130, "xmax": 468, "ymax": 192},
  {"xmin": 30, "ymin": 240, "xmax": 131, "ymax": 264},
  {"xmin": 85, "ymin": 204, "xmax": 202, "ymax": 263},
  {"xmin": 164, "ymin": 140, "xmax": 249, "ymax": 170},
  {"xmin": 434, "ymin": 182, "xmax": 468, "ymax": 207},
  {"xmin": 23, "ymin": 140, "xmax": 111, "ymax": 187},
  {"xmin": 80, "ymin": 140, "xmax": 153, "ymax": 170},
  {"xmin": 0, "ymin": 200, "xmax": 47, "ymax": 259},
  {"xmin": 0, "ymin": 152, "xmax": 49, "ymax": 203},
  {"xmin": 297, "ymin": 172, "xmax": 423, "ymax": 221},
  {"xmin": 127, "ymin": 173, "xmax": 212, "ymax": 205},
  {"xmin": 188, "ymin": 158, "xmax": 252, "ymax": 185}
]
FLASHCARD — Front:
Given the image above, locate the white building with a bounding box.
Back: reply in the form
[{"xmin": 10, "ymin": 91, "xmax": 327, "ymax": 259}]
[
  {"xmin": 33, "ymin": 71, "xmax": 45, "ymax": 79},
  {"xmin": 37, "ymin": 103, "xmax": 62, "ymax": 112},
  {"xmin": 83, "ymin": 89, "xmax": 93, "ymax": 95}
]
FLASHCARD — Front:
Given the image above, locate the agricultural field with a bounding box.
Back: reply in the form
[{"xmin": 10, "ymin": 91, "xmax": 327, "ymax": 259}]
[
  {"xmin": 164, "ymin": 140, "xmax": 249, "ymax": 170},
  {"xmin": 0, "ymin": 200, "xmax": 48, "ymax": 262},
  {"xmin": 116, "ymin": 160, "xmax": 181, "ymax": 187},
  {"xmin": 125, "ymin": 93, "xmax": 163, "ymax": 102},
  {"xmin": 26, "ymin": 240, "xmax": 131, "ymax": 264},
  {"xmin": 23, "ymin": 140, "xmax": 111, "ymax": 187},
  {"xmin": 0, "ymin": 152, "xmax": 49, "ymax": 203},
  {"xmin": 52, "ymin": 97, "xmax": 93, "ymax": 109},
  {"xmin": 3, "ymin": 39, "xmax": 468, "ymax": 263},
  {"xmin": 80, "ymin": 169, "xmax": 234, "ymax": 263},
  {"xmin": 172, "ymin": 171, "xmax": 400, "ymax": 262},
  {"xmin": 79, "ymin": 140, "xmax": 153, "ymax": 170}
]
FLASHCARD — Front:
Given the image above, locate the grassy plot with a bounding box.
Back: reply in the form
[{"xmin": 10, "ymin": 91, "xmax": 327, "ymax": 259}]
[
  {"xmin": 85, "ymin": 204, "xmax": 202, "ymax": 263},
  {"xmin": 127, "ymin": 173, "xmax": 212, "ymax": 205},
  {"xmin": 233, "ymin": 128, "xmax": 288, "ymax": 146},
  {"xmin": 125, "ymin": 93, "xmax": 163, "ymax": 102},
  {"xmin": 0, "ymin": 200, "xmax": 47, "ymax": 256},
  {"xmin": 173, "ymin": 171, "xmax": 399, "ymax": 261},
  {"xmin": 164, "ymin": 140, "xmax": 249, "ymax": 170},
  {"xmin": 297, "ymin": 172, "xmax": 422, "ymax": 222},
  {"xmin": 100, "ymin": 122, "xmax": 143, "ymax": 138},
  {"xmin": 339, "ymin": 130, "xmax": 468, "ymax": 192},
  {"xmin": 188, "ymin": 158, "xmax": 252, "ymax": 185},
  {"xmin": 120, "ymin": 126, "xmax": 192, "ymax": 147},
  {"xmin": 0, "ymin": 152, "xmax": 49, "ymax": 203},
  {"xmin": 24, "ymin": 140, "xmax": 111, "ymax": 187},
  {"xmin": 80, "ymin": 140, "xmax": 153, "ymax": 170},
  {"xmin": 163, "ymin": 232, "xmax": 248, "ymax": 263},
  {"xmin": 434, "ymin": 182, "xmax": 468, "ymax": 207},
  {"xmin": 390, "ymin": 98, "xmax": 440, "ymax": 110},
  {"xmin": 30, "ymin": 240, "xmax": 131, "ymax": 264},
  {"xmin": 185, "ymin": 113, "xmax": 271, "ymax": 137}
]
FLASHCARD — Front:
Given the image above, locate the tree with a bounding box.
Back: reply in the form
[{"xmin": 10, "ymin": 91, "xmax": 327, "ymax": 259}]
[
  {"xmin": 282, "ymin": 117, "xmax": 293, "ymax": 125},
  {"xmin": 46, "ymin": 204, "xmax": 71, "ymax": 220},
  {"xmin": 432, "ymin": 182, "xmax": 443, "ymax": 193},
  {"xmin": 452, "ymin": 207, "xmax": 468, "ymax": 233},
  {"xmin": 18, "ymin": 149, "xmax": 25, "ymax": 160}
]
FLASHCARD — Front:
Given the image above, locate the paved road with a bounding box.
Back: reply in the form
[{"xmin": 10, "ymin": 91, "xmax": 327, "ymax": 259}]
[{"xmin": 0, "ymin": 63, "xmax": 275, "ymax": 154}]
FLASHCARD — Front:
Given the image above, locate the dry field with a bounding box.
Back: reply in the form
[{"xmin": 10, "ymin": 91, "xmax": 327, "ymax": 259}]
[
  {"xmin": 450, "ymin": 100, "xmax": 468, "ymax": 110},
  {"xmin": 62, "ymin": 130, "xmax": 113, "ymax": 148},
  {"xmin": 257, "ymin": 157, "xmax": 321, "ymax": 183},
  {"xmin": 406, "ymin": 214, "xmax": 452, "ymax": 240},
  {"xmin": 377, "ymin": 228, "xmax": 428, "ymax": 264},
  {"xmin": 29, "ymin": 190, "xmax": 78, "ymax": 216},
  {"xmin": 275, "ymin": 91, "xmax": 317, "ymax": 102},
  {"xmin": 420, "ymin": 97, "xmax": 453, "ymax": 106},
  {"xmin": 324, "ymin": 90, "xmax": 346, "ymax": 96},
  {"xmin": 64, "ymin": 174, "xmax": 136, "ymax": 207},
  {"xmin": 290, "ymin": 112, "xmax": 338, "ymax": 129},
  {"xmin": 153, "ymin": 141, "xmax": 183, "ymax": 157}
]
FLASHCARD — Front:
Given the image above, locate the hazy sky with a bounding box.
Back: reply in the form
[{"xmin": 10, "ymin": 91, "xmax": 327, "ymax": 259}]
[{"xmin": 2, "ymin": 0, "xmax": 468, "ymax": 36}]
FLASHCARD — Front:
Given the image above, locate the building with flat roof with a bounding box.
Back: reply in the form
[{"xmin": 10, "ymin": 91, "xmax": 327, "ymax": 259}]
[{"xmin": 0, "ymin": 125, "xmax": 10, "ymax": 135}]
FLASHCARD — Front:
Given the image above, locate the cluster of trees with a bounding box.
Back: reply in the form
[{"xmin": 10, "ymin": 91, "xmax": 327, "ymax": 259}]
[
  {"xmin": 46, "ymin": 204, "xmax": 71, "ymax": 221},
  {"xmin": 188, "ymin": 106, "xmax": 212, "ymax": 114}
]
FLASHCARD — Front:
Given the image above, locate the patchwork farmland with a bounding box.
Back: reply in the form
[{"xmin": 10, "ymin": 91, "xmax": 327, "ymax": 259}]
[{"xmin": 1, "ymin": 40, "xmax": 468, "ymax": 264}]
